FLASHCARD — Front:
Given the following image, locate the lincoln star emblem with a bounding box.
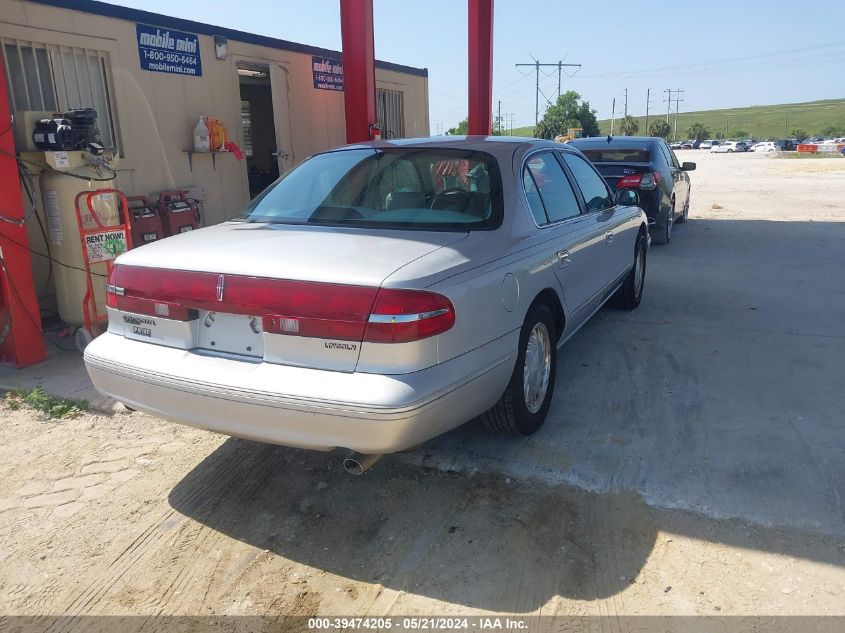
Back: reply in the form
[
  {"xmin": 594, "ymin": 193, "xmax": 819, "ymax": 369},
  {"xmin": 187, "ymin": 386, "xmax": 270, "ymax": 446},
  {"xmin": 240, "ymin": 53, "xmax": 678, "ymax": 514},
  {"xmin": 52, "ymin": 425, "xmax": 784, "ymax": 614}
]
[{"xmin": 216, "ymin": 274, "xmax": 225, "ymax": 302}]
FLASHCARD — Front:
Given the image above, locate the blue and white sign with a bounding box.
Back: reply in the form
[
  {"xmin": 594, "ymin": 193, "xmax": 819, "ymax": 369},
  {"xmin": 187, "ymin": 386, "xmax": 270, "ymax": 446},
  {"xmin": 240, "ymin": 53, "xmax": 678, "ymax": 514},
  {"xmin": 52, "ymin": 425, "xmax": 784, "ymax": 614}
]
[
  {"xmin": 136, "ymin": 24, "xmax": 202, "ymax": 77},
  {"xmin": 312, "ymin": 56, "xmax": 343, "ymax": 92}
]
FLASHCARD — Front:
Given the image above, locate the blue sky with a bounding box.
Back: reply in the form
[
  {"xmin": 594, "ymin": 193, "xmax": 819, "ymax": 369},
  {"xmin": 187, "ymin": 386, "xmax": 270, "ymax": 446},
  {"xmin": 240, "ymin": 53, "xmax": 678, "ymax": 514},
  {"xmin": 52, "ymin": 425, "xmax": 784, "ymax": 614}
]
[{"xmin": 108, "ymin": 0, "xmax": 845, "ymax": 130}]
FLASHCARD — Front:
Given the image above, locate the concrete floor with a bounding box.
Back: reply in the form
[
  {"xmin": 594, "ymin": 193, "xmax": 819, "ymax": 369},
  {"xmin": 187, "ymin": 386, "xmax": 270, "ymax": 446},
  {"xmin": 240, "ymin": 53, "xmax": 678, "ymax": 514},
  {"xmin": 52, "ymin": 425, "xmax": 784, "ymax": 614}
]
[{"xmin": 401, "ymin": 215, "xmax": 845, "ymax": 537}]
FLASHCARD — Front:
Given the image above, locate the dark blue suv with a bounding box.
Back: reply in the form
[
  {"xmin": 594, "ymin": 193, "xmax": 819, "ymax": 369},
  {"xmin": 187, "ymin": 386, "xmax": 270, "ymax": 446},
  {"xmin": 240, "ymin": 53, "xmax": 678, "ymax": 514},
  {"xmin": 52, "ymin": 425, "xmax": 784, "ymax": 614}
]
[{"xmin": 567, "ymin": 136, "xmax": 695, "ymax": 244}]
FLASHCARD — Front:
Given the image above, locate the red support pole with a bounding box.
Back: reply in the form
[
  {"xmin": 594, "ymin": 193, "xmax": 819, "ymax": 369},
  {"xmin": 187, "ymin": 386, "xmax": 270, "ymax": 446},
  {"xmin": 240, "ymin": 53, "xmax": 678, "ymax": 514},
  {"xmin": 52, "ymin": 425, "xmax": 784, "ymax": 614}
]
[
  {"xmin": 340, "ymin": 0, "xmax": 377, "ymax": 144},
  {"xmin": 0, "ymin": 48, "xmax": 46, "ymax": 367},
  {"xmin": 468, "ymin": 0, "xmax": 494, "ymax": 136}
]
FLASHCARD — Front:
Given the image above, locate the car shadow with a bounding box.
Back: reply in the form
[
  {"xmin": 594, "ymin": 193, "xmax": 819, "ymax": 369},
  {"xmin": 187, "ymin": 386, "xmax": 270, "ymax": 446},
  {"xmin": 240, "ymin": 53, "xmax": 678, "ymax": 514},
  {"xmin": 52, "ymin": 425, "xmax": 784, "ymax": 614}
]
[
  {"xmin": 168, "ymin": 437, "xmax": 659, "ymax": 610},
  {"xmin": 168, "ymin": 217, "xmax": 845, "ymax": 611}
]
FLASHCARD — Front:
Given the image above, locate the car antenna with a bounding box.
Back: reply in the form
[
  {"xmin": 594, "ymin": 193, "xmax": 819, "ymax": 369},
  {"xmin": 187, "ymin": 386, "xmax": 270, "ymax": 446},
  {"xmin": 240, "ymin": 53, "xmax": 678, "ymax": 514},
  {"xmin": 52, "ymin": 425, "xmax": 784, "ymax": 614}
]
[{"xmin": 606, "ymin": 134, "xmax": 613, "ymax": 143}]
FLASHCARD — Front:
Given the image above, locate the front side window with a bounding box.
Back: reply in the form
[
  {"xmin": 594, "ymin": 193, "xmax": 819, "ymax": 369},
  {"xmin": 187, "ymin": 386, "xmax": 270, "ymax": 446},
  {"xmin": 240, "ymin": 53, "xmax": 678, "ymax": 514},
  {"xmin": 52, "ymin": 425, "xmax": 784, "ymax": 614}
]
[
  {"xmin": 242, "ymin": 148, "xmax": 503, "ymax": 231},
  {"xmin": 561, "ymin": 153, "xmax": 614, "ymax": 213},
  {"xmin": 523, "ymin": 153, "xmax": 581, "ymax": 225}
]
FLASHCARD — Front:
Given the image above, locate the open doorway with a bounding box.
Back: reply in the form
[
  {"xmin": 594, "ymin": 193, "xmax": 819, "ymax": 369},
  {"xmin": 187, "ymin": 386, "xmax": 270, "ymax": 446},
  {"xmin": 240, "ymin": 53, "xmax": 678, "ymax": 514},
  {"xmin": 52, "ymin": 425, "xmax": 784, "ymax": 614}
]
[{"xmin": 238, "ymin": 64, "xmax": 279, "ymax": 199}]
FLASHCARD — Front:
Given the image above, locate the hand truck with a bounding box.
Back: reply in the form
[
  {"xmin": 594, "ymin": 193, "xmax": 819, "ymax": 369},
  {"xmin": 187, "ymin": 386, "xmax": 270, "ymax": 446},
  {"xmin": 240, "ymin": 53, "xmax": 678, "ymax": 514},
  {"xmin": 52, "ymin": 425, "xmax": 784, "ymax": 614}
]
[{"xmin": 74, "ymin": 188, "xmax": 133, "ymax": 351}]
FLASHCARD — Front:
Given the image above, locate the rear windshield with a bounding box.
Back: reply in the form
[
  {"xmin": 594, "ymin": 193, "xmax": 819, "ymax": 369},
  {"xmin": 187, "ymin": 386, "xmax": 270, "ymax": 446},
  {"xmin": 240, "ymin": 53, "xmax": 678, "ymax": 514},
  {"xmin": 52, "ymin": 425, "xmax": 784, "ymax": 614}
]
[
  {"xmin": 577, "ymin": 148, "xmax": 652, "ymax": 163},
  {"xmin": 241, "ymin": 148, "xmax": 503, "ymax": 231}
]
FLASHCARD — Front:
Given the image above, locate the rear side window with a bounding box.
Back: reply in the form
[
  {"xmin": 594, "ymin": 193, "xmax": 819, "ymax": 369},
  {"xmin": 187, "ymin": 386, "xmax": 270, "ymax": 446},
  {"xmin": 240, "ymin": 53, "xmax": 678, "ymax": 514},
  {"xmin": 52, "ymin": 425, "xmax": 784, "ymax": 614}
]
[
  {"xmin": 523, "ymin": 153, "xmax": 581, "ymax": 225},
  {"xmin": 561, "ymin": 153, "xmax": 614, "ymax": 213}
]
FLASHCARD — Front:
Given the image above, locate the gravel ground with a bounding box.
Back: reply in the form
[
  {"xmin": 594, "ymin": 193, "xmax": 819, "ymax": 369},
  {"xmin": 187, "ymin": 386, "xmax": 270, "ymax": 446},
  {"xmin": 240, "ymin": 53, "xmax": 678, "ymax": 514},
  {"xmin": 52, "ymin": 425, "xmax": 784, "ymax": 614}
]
[{"xmin": 1, "ymin": 150, "xmax": 843, "ymax": 627}]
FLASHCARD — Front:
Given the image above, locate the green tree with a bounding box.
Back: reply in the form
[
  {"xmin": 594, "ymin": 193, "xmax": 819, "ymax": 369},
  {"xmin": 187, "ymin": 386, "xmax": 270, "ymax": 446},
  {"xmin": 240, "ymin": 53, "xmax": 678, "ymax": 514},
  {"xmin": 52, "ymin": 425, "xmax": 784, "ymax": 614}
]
[
  {"xmin": 446, "ymin": 118, "xmax": 468, "ymax": 135},
  {"xmin": 687, "ymin": 122, "xmax": 710, "ymax": 141},
  {"xmin": 649, "ymin": 119, "xmax": 671, "ymax": 139},
  {"xmin": 732, "ymin": 129, "xmax": 749, "ymax": 139},
  {"xmin": 791, "ymin": 128, "xmax": 807, "ymax": 140},
  {"xmin": 715, "ymin": 131, "xmax": 725, "ymax": 139},
  {"xmin": 821, "ymin": 125, "xmax": 842, "ymax": 137},
  {"xmin": 533, "ymin": 91, "xmax": 600, "ymax": 139},
  {"xmin": 447, "ymin": 117, "xmax": 503, "ymax": 136},
  {"xmin": 617, "ymin": 115, "xmax": 639, "ymax": 136}
]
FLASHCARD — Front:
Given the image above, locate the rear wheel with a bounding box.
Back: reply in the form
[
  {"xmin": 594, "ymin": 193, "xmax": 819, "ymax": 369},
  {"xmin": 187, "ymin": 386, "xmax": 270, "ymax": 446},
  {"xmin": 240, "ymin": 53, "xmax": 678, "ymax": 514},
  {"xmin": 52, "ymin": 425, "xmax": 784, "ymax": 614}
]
[
  {"xmin": 615, "ymin": 232, "xmax": 647, "ymax": 310},
  {"xmin": 676, "ymin": 195, "xmax": 690, "ymax": 224},
  {"xmin": 481, "ymin": 303, "xmax": 557, "ymax": 436},
  {"xmin": 654, "ymin": 210, "xmax": 672, "ymax": 244}
]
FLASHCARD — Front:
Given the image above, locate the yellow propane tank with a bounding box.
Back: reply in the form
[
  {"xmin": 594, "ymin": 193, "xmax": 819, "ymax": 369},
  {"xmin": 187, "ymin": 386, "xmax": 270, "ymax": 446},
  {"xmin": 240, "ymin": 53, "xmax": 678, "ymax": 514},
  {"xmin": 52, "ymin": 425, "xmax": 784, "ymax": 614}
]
[{"xmin": 38, "ymin": 150, "xmax": 120, "ymax": 329}]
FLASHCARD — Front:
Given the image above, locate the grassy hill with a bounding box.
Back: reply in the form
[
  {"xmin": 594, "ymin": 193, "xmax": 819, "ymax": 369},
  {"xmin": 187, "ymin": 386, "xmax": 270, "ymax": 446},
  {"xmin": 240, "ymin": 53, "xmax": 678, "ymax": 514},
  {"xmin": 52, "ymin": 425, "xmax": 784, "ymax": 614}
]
[{"xmin": 506, "ymin": 99, "xmax": 845, "ymax": 140}]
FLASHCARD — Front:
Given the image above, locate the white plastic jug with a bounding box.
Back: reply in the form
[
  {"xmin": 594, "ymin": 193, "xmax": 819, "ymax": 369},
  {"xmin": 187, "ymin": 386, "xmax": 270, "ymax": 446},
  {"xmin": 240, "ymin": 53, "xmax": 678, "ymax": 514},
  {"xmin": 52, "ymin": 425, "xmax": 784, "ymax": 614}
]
[{"xmin": 193, "ymin": 115, "xmax": 210, "ymax": 152}]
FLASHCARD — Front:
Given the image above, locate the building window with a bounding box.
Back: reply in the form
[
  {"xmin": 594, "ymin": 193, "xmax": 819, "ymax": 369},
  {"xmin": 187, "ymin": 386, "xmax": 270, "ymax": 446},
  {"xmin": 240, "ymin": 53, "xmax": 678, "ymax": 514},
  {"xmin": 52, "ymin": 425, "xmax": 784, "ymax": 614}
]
[
  {"xmin": 240, "ymin": 100, "xmax": 254, "ymax": 158},
  {"xmin": 376, "ymin": 88, "xmax": 405, "ymax": 139},
  {"xmin": 2, "ymin": 38, "xmax": 118, "ymax": 149}
]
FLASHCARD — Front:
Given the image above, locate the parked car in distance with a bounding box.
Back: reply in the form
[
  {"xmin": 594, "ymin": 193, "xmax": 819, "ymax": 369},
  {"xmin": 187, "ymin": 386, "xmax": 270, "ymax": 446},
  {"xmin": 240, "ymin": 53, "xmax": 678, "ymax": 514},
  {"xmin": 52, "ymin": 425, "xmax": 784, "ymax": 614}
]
[
  {"xmin": 753, "ymin": 141, "xmax": 777, "ymax": 152},
  {"xmin": 84, "ymin": 137, "xmax": 650, "ymax": 459},
  {"xmin": 669, "ymin": 141, "xmax": 682, "ymax": 149},
  {"xmin": 567, "ymin": 135, "xmax": 694, "ymax": 245},
  {"xmin": 713, "ymin": 141, "xmax": 745, "ymax": 153},
  {"xmin": 680, "ymin": 141, "xmax": 694, "ymax": 149},
  {"xmin": 699, "ymin": 140, "xmax": 713, "ymax": 150}
]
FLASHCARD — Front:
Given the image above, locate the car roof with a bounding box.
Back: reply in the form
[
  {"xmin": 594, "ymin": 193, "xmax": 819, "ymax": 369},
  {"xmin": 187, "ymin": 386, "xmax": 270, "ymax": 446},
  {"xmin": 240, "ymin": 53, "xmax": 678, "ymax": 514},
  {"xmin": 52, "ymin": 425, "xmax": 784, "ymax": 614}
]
[{"xmin": 327, "ymin": 135, "xmax": 585, "ymax": 162}]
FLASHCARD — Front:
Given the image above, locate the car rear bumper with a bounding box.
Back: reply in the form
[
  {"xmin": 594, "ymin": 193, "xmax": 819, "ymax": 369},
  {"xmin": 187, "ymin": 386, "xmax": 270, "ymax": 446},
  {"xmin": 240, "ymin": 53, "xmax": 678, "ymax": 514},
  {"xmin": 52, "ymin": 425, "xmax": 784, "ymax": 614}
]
[{"xmin": 84, "ymin": 332, "xmax": 516, "ymax": 453}]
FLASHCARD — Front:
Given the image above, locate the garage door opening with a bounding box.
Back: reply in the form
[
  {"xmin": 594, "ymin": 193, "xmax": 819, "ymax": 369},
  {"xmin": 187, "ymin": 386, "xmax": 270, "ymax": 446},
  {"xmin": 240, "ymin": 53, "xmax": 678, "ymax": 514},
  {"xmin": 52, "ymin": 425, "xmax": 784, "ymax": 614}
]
[{"xmin": 238, "ymin": 64, "xmax": 280, "ymax": 199}]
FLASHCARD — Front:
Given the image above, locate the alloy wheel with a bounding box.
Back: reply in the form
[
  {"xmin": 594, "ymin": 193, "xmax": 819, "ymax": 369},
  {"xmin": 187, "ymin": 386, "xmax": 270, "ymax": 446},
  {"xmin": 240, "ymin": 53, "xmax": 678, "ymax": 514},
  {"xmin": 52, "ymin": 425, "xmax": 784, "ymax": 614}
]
[{"xmin": 523, "ymin": 322, "xmax": 552, "ymax": 414}]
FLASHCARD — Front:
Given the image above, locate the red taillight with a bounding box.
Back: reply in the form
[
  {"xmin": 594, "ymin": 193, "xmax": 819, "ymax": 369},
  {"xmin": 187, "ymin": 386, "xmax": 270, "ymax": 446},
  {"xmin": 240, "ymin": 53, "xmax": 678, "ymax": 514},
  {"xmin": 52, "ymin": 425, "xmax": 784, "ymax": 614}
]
[
  {"xmin": 363, "ymin": 288, "xmax": 455, "ymax": 343},
  {"xmin": 617, "ymin": 171, "xmax": 659, "ymax": 191},
  {"xmin": 108, "ymin": 264, "xmax": 455, "ymax": 343}
]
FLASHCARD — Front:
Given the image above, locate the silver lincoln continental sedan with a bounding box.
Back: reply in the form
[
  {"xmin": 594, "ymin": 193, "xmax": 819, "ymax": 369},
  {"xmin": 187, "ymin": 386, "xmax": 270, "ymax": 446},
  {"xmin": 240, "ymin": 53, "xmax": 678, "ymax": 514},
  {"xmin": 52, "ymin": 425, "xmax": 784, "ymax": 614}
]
[{"xmin": 85, "ymin": 137, "xmax": 649, "ymax": 461}]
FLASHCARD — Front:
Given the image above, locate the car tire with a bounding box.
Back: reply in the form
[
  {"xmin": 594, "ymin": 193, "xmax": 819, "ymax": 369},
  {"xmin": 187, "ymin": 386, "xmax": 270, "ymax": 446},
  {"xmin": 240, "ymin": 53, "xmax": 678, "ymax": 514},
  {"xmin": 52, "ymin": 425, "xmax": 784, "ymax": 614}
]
[
  {"xmin": 727, "ymin": 149, "xmax": 734, "ymax": 153},
  {"xmin": 654, "ymin": 211, "xmax": 672, "ymax": 244},
  {"xmin": 481, "ymin": 303, "xmax": 557, "ymax": 436},
  {"xmin": 615, "ymin": 232, "xmax": 647, "ymax": 310},
  {"xmin": 676, "ymin": 195, "xmax": 689, "ymax": 224}
]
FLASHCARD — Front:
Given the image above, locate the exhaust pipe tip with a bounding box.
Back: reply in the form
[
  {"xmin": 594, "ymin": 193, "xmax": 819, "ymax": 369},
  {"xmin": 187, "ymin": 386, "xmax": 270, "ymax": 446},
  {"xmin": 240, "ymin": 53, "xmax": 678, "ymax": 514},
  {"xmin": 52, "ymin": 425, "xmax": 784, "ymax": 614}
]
[{"xmin": 343, "ymin": 453, "xmax": 382, "ymax": 476}]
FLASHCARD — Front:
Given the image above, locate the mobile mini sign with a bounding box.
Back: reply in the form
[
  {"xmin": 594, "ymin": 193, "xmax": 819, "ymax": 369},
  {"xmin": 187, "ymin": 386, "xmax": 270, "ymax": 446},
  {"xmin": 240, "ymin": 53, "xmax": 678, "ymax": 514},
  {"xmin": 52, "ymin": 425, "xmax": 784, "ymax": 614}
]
[
  {"xmin": 312, "ymin": 56, "xmax": 343, "ymax": 91},
  {"xmin": 136, "ymin": 24, "xmax": 202, "ymax": 77}
]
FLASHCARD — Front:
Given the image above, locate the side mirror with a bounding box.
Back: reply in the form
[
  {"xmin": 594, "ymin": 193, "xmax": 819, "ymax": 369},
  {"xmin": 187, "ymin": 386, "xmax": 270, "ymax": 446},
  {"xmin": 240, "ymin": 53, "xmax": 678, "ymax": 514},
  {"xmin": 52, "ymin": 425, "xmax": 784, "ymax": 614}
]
[
  {"xmin": 615, "ymin": 188, "xmax": 640, "ymax": 207},
  {"xmin": 682, "ymin": 161, "xmax": 696, "ymax": 171}
]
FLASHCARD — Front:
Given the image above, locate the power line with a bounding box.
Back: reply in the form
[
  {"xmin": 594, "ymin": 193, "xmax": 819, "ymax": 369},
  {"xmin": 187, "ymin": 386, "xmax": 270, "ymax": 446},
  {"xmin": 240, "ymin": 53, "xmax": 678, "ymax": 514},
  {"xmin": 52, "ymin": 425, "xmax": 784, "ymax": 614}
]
[
  {"xmin": 645, "ymin": 88, "xmax": 651, "ymax": 136},
  {"xmin": 515, "ymin": 58, "xmax": 582, "ymax": 126}
]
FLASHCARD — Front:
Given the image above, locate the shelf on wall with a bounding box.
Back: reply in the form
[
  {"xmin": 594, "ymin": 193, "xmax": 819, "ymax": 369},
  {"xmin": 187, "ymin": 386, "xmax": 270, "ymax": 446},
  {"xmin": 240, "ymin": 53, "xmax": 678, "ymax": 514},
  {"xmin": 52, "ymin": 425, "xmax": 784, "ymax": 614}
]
[{"xmin": 183, "ymin": 150, "xmax": 234, "ymax": 171}]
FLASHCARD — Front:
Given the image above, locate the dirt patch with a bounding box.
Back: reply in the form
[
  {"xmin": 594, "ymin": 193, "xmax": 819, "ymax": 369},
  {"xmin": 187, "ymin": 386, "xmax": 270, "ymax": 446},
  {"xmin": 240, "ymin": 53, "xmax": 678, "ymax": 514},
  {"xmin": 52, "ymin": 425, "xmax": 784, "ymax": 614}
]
[{"xmin": 1, "ymin": 407, "xmax": 843, "ymax": 617}]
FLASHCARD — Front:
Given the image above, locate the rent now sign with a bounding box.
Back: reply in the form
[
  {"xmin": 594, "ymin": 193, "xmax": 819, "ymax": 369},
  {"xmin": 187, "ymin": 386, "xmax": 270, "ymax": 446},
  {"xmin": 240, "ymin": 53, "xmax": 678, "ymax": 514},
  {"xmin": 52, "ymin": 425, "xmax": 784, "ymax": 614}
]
[
  {"xmin": 136, "ymin": 24, "xmax": 202, "ymax": 77},
  {"xmin": 85, "ymin": 229, "xmax": 128, "ymax": 264}
]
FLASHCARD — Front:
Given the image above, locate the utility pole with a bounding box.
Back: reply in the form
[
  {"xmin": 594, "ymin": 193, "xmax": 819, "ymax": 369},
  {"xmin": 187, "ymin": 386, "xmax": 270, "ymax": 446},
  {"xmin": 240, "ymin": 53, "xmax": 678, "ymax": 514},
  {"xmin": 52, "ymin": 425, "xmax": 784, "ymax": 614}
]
[
  {"xmin": 516, "ymin": 58, "xmax": 582, "ymax": 126},
  {"xmin": 662, "ymin": 88, "xmax": 684, "ymax": 139},
  {"xmin": 785, "ymin": 112, "xmax": 789, "ymax": 137},
  {"xmin": 497, "ymin": 99, "xmax": 502, "ymax": 135},
  {"xmin": 610, "ymin": 98, "xmax": 616, "ymax": 136},
  {"xmin": 673, "ymin": 90, "xmax": 684, "ymax": 141},
  {"xmin": 645, "ymin": 88, "xmax": 651, "ymax": 136},
  {"xmin": 624, "ymin": 88, "xmax": 628, "ymax": 117}
]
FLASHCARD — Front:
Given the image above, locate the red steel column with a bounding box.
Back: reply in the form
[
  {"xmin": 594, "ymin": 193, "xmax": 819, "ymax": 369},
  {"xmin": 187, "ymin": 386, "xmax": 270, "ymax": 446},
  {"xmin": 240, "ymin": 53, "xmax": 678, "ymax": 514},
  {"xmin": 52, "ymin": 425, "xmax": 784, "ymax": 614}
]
[
  {"xmin": 468, "ymin": 0, "xmax": 494, "ymax": 135},
  {"xmin": 340, "ymin": 0, "xmax": 377, "ymax": 143},
  {"xmin": 0, "ymin": 48, "xmax": 46, "ymax": 367}
]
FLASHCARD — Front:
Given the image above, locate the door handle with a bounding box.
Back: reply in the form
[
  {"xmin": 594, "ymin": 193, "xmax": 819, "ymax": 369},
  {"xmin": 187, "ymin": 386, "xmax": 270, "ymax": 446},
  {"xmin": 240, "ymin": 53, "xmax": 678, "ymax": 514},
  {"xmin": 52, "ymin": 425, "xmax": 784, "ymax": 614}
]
[
  {"xmin": 557, "ymin": 250, "xmax": 571, "ymax": 268},
  {"xmin": 605, "ymin": 230, "xmax": 614, "ymax": 242}
]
